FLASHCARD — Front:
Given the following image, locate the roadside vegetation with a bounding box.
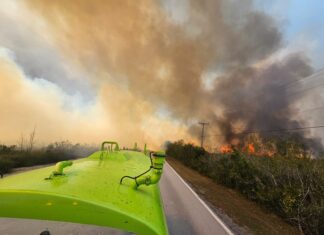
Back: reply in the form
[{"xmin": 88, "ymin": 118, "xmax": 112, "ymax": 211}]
[
  {"xmin": 0, "ymin": 131, "xmax": 96, "ymax": 176},
  {"xmin": 166, "ymin": 140, "xmax": 324, "ymax": 235}
]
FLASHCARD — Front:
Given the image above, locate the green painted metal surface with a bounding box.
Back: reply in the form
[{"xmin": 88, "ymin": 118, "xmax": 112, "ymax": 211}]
[
  {"xmin": 0, "ymin": 146, "xmax": 169, "ymax": 235},
  {"xmin": 120, "ymin": 152, "xmax": 166, "ymax": 188}
]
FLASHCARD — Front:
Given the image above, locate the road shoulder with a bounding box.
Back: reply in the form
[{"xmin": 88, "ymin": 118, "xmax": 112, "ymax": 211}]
[{"xmin": 167, "ymin": 158, "xmax": 300, "ymax": 235}]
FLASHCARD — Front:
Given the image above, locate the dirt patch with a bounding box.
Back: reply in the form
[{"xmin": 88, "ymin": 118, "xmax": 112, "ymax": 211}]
[{"xmin": 167, "ymin": 157, "xmax": 300, "ymax": 235}]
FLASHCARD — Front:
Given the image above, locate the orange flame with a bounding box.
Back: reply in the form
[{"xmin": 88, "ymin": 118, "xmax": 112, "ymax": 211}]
[
  {"xmin": 219, "ymin": 142, "xmax": 275, "ymax": 157},
  {"xmin": 266, "ymin": 151, "xmax": 275, "ymax": 157},
  {"xmin": 220, "ymin": 145, "xmax": 233, "ymax": 154},
  {"xmin": 247, "ymin": 143, "xmax": 255, "ymax": 154}
]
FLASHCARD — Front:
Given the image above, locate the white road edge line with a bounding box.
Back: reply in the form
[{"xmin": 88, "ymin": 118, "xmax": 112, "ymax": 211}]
[{"xmin": 166, "ymin": 163, "xmax": 235, "ymax": 235}]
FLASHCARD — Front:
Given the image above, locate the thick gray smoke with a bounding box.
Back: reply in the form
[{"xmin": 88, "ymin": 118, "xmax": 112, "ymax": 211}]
[
  {"xmin": 20, "ymin": 0, "xmax": 322, "ymax": 150},
  {"xmin": 208, "ymin": 54, "xmax": 323, "ymax": 151},
  {"xmin": 175, "ymin": 0, "xmax": 322, "ymax": 150}
]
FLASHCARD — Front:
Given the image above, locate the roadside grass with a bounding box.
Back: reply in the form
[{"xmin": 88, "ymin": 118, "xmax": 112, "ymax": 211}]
[
  {"xmin": 166, "ymin": 140, "xmax": 324, "ymax": 235},
  {"xmin": 167, "ymin": 157, "xmax": 300, "ymax": 235}
]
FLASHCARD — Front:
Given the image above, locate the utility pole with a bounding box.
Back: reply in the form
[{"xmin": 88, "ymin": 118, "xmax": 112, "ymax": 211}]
[{"xmin": 199, "ymin": 122, "xmax": 209, "ymax": 148}]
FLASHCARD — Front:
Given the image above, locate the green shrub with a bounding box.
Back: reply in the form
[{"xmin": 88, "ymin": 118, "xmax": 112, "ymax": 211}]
[
  {"xmin": 0, "ymin": 156, "xmax": 14, "ymax": 174},
  {"xmin": 0, "ymin": 142, "xmax": 96, "ymax": 175},
  {"xmin": 166, "ymin": 141, "xmax": 324, "ymax": 235}
]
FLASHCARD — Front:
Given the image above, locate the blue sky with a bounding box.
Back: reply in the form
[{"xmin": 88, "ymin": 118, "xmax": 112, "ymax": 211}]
[{"xmin": 256, "ymin": 0, "xmax": 324, "ymax": 70}]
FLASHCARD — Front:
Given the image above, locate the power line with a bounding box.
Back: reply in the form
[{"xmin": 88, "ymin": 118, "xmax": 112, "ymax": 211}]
[
  {"xmin": 192, "ymin": 70, "xmax": 324, "ymax": 141},
  {"xmin": 260, "ymin": 68, "xmax": 324, "ymax": 94},
  {"xmin": 279, "ymin": 67, "xmax": 324, "ymax": 89},
  {"xmin": 287, "ymin": 83, "xmax": 324, "ymax": 97},
  {"xmin": 223, "ymin": 69, "xmax": 324, "ymax": 114},
  {"xmin": 222, "ymin": 102, "xmax": 324, "ymax": 118},
  {"xmin": 223, "ymin": 83, "xmax": 324, "ymax": 114},
  {"xmin": 206, "ymin": 124, "xmax": 324, "ymax": 138}
]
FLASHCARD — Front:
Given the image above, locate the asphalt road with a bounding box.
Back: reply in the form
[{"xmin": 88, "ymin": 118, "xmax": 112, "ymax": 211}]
[
  {"xmin": 160, "ymin": 163, "xmax": 232, "ymax": 235},
  {"xmin": 0, "ymin": 163, "xmax": 232, "ymax": 235}
]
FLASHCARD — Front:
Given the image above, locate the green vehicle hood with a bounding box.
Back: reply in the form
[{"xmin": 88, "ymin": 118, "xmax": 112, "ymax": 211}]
[{"xmin": 0, "ymin": 150, "xmax": 169, "ymax": 235}]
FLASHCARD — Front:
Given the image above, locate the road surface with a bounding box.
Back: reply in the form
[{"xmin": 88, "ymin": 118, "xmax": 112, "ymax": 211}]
[
  {"xmin": 0, "ymin": 163, "xmax": 232, "ymax": 235},
  {"xmin": 160, "ymin": 163, "xmax": 232, "ymax": 235}
]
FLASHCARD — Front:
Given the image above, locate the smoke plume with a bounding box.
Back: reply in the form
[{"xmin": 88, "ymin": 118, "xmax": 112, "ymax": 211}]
[{"xmin": 0, "ymin": 0, "xmax": 321, "ymax": 150}]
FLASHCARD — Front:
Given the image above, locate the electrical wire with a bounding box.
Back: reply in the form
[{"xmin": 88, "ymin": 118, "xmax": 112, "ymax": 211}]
[
  {"xmin": 198, "ymin": 70, "xmax": 324, "ymax": 140},
  {"xmin": 205, "ymin": 125, "xmax": 324, "ymax": 137},
  {"xmin": 223, "ymin": 69, "xmax": 324, "ymax": 113}
]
